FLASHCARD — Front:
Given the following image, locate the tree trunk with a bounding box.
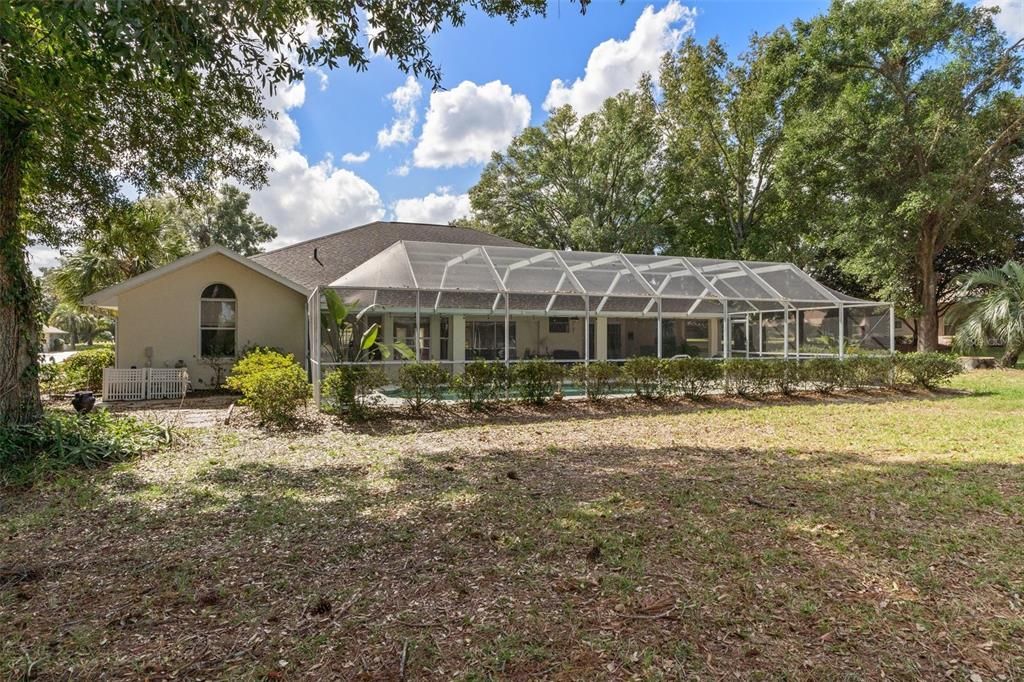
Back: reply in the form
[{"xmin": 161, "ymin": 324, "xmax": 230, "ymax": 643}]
[
  {"xmin": 917, "ymin": 226, "xmax": 940, "ymax": 352},
  {"xmin": 0, "ymin": 115, "xmax": 42, "ymax": 424},
  {"xmin": 1000, "ymin": 343, "xmax": 1021, "ymax": 368}
]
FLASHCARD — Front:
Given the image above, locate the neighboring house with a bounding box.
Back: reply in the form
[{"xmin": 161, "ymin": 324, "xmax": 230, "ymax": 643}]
[
  {"xmin": 84, "ymin": 221, "xmax": 891, "ymax": 391},
  {"xmin": 42, "ymin": 325, "xmax": 70, "ymax": 352}
]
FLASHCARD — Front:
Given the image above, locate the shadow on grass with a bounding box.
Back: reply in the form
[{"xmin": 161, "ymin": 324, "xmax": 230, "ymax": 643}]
[{"xmin": 2, "ymin": 423, "xmax": 1022, "ymax": 679}]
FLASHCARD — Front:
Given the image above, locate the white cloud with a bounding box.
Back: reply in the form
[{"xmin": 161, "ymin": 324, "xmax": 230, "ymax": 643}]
[
  {"xmin": 393, "ymin": 189, "xmax": 471, "ymax": 224},
  {"xmin": 247, "ymin": 150, "xmax": 384, "ymax": 242},
  {"xmin": 982, "ymin": 0, "xmax": 1024, "ymax": 41},
  {"xmin": 543, "ymin": 1, "xmax": 695, "ymax": 115},
  {"xmin": 377, "ymin": 76, "xmax": 423, "ymax": 148},
  {"xmin": 391, "ymin": 162, "xmax": 411, "ymax": 177},
  {"xmin": 341, "ymin": 151, "xmax": 371, "ymax": 164},
  {"xmin": 249, "ymin": 68, "xmax": 384, "ymax": 243},
  {"xmin": 412, "ymin": 80, "xmax": 531, "ymax": 168}
]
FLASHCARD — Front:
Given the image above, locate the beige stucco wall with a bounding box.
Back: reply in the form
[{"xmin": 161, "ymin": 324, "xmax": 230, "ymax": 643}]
[{"xmin": 115, "ymin": 253, "xmax": 307, "ymax": 388}]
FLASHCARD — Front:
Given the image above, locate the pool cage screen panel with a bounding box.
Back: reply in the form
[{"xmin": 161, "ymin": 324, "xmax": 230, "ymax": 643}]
[{"xmin": 311, "ymin": 240, "xmax": 894, "ymax": 400}]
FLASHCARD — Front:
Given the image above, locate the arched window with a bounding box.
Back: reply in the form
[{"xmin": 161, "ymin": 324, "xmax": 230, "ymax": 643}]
[{"xmin": 200, "ymin": 283, "xmax": 236, "ymax": 358}]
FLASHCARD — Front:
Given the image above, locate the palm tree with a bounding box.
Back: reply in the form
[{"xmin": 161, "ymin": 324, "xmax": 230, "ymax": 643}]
[
  {"xmin": 952, "ymin": 261, "xmax": 1024, "ymax": 367},
  {"xmin": 48, "ymin": 303, "xmax": 112, "ymax": 348},
  {"xmin": 49, "ymin": 201, "xmax": 189, "ymax": 303}
]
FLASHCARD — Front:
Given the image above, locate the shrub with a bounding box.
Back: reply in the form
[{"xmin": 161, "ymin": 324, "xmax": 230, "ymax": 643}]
[
  {"xmin": 226, "ymin": 347, "xmax": 296, "ymax": 386},
  {"xmin": 801, "ymin": 358, "xmax": 847, "ymax": 394},
  {"xmin": 722, "ymin": 359, "xmax": 773, "ymax": 398},
  {"xmin": 0, "ymin": 410, "xmax": 166, "ymax": 487},
  {"xmin": 321, "ymin": 365, "xmax": 386, "ymax": 421},
  {"xmin": 569, "ymin": 361, "xmax": 622, "ymax": 400},
  {"xmin": 845, "ymin": 354, "xmax": 895, "ymax": 389},
  {"xmin": 513, "ymin": 359, "xmax": 564, "ymax": 405},
  {"xmin": 895, "ymin": 352, "xmax": 963, "ymax": 389},
  {"xmin": 38, "ymin": 361, "xmax": 83, "ymax": 397},
  {"xmin": 664, "ymin": 357, "xmax": 722, "ymax": 399},
  {"xmin": 398, "ymin": 362, "xmax": 449, "ymax": 412},
  {"xmin": 762, "ymin": 359, "xmax": 801, "ymax": 396},
  {"xmin": 63, "ymin": 347, "xmax": 115, "ymax": 392},
  {"xmin": 452, "ymin": 361, "xmax": 508, "ymax": 409},
  {"xmin": 623, "ymin": 357, "xmax": 669, "ymax": 399},
  {"xmin": 225, "ymin": 350, "xmax": 310, "ymax": 426}
]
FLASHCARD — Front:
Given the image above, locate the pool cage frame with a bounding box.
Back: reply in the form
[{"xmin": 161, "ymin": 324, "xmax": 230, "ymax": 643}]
[{"xmin": 307, "ymin": 241, "xmax": 894, "ymax": 405}]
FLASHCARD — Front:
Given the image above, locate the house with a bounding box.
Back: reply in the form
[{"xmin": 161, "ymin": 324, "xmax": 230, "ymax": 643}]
[
  {"xmin": 84, "ymin": 221, "xmax": 892, "ymax": 394},
  {"xmin": 41, "ymin": 325, "xmax": 70, "ymax": 352}
]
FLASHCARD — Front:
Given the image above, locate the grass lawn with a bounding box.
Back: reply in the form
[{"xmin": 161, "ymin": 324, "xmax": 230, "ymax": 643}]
[{"xmin": 3, "ymin": 371, "xmax": 1024, "ymax": 679}]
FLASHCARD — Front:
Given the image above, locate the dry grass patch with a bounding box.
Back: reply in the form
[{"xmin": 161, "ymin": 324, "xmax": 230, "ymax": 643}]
[{"xmin": 2, "ymin": 370, "xmax": 1023, "ymax": 679}]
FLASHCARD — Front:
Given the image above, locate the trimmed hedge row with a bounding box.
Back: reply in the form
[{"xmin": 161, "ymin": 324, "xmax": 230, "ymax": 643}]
[{"xmin": 321, "ymin": 352, "xmax": 962, "ymax": 420}]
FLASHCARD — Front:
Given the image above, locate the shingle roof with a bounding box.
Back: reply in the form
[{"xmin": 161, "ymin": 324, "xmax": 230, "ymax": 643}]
[{"xmin": 251, "ymin": 221, "xmax": 524, "ymax": 289}]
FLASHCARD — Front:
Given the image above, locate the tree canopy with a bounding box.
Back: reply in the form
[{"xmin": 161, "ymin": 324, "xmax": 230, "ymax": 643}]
[
  {"xmin": 658, "ymin": 34, "xmax": 802, "ymax": 260},
  {"xmin": 786, "ymin": 0, "xmax": 1024, "ymax": 348},
  {"xmin": 155, "ymin": 186, "xmax": 277, "ymax": 257},
  {"xmin": 468, "ymin": 84, "xmax": 665, "ymax": 253}
]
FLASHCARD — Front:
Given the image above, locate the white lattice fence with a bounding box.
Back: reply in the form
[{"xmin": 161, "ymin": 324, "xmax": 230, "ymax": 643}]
[
  {"xmin": 147, "ymin": 368, "xmax": 190, "ymax": 399},
  {"xmin": 102, "ymin": 368, "xmax": 189, "ymax": 401}
]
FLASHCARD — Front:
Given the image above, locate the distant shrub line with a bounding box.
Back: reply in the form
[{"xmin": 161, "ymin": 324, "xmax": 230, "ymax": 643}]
[{"xmin": 318, "ymin": 352, "xmax": 962, "ymax": 421}]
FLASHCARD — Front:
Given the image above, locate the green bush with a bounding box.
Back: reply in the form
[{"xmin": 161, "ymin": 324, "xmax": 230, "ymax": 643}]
[
  {"xmin": 452, "ymin": 361, "xmax": 509, "ymax": 409},
  {"xmin": 38, "ymin": 361, "xmax": 83, "ymax": 397},
  {"xmin": 845, "ymin": 354, "xmax": 895, "ymax": 389},
  {"xmin": 321, "ymin": 365, "xmax": 386, "ymax": 421},
  {"xmin": 895, "ymin": 352, "xmax": 962, "ymax": 389},
  {"xmin": 569, "ymin": 361, "xmax": 622, "ymax": 400},
  {"xmin": 801, "ymin": 358, "xmax": 847, "ymax": 394},
  {"xmin": 513, "ymin": 359, "xmax": 565, "ymax": 405},
  {"xmin": 398, "ymin": 362, "xmax": 449, "ymax": 412},
  {"xmin": 722, "ymin": 359, "xmax": 774, "ymax": 398},
  {"xmin": 762, "ymin": 359, "xmax": 801, "ymax": 396},
  {"xmin": 664, "ymin": 357, "xmax": 722, "ymax": 398},
  {"xmin": 63, "ymin": 347, "xmax": 115, "ymax": 392},
  {"xmin": 0, "ymin": 410, "xmax": 166, "ymax": 487},
  {"xmin": 226, "ymin": 347, "xmax": 296, "ymax": 387},
  {"xmin": 225, "ymin": 350, "xmax": 310, "ymax": 426},
  {"xmin": 623, "ymin": 357, "xmax": 669, "ymax": 399}
]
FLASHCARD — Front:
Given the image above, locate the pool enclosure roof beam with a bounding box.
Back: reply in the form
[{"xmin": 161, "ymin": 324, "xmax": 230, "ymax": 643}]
[{"xmin": 329, "ymin": 240, "xmax": 882, "ymax": 310}]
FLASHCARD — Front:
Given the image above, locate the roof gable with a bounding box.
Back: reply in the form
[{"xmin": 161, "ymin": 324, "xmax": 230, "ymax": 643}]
[
  {"xmin": 82, "ymin": 245, "xmax": 309, "ymax": 308},
  {"xmin": 251, "ymin": 221, "xmax": 524, "ymax": 289}
]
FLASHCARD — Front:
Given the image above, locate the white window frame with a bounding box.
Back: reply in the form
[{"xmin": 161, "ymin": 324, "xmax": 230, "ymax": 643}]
[{"xmin": 199, "ymin": 283, "xmax": 238, "ymax": 359}]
